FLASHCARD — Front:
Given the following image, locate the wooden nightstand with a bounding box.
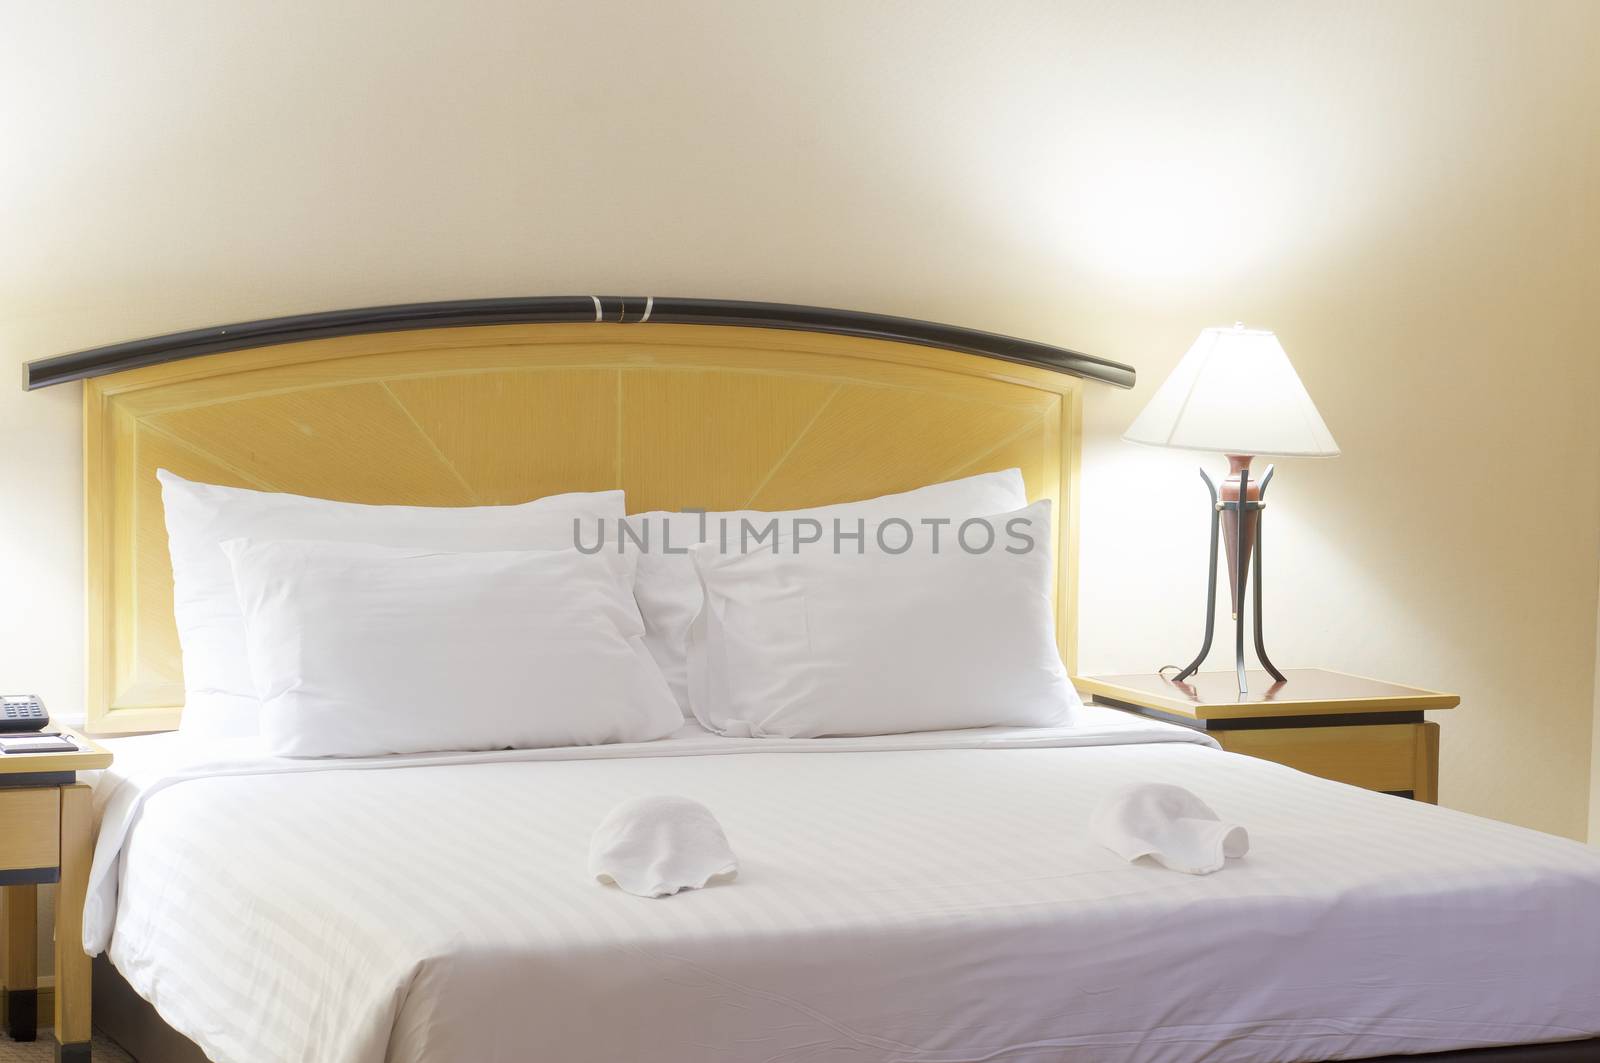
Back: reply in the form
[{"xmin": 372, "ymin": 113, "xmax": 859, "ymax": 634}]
[
  {"xmin": 0, "ymin": 726, "xmax": 110, "ymax": 1062},
  {"xmin": 1073, "ymin": 669, "xmax": 1458, "ymax": 802}
]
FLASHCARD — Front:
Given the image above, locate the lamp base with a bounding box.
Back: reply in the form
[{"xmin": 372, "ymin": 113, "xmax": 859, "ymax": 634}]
[
  {"xmin": 1218, "ymin": 454, "xmax": 1259, "ymax": 618},
  {"xmin": 1172, "ymin": 458, "xmax": 1285, "ymax": 695}
]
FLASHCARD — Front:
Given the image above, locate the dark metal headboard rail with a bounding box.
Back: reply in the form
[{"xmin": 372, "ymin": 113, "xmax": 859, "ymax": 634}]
[{"xmin": 23, "ymin": 296, "xmax": 1135, "ymax": 390}]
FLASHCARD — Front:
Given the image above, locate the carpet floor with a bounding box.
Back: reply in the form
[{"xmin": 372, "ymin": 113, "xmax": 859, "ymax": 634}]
[{"xmin": 0, "ymin": 1032, "xmax": 133, "ymax": 1061}]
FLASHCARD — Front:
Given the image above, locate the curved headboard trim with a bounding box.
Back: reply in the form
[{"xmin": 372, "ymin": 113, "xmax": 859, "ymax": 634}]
[{"xmin": 25, "ymin": 296, "xmax": 1135, "ymax": 391}]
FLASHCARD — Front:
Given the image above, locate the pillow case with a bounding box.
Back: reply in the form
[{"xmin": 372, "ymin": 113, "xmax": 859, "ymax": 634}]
[
  {"xmin": 158, "ymin": 470, "xmax": 622, "ymax": 738},
  {"xmin": 626, "ymin": 469, "xmax": 1028, "ymax": 718},
  {"xmin": 223, "ymin": 539, "xmax": 681, "ymax": 757},
  {"xmin": 687, "ymin": 498, "xmax": 1079, "ymax": 738}
]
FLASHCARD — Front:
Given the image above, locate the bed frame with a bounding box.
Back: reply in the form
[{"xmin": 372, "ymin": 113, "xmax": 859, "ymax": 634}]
[{"xmin": 31, "ymin": 298, "xmax": 1597, "ymax": 1061}]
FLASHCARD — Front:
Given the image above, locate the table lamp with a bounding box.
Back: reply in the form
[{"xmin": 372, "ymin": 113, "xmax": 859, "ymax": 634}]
[{"xmin": 1124, "ymin": 324, "xmax": 1339, "ymax": 694}]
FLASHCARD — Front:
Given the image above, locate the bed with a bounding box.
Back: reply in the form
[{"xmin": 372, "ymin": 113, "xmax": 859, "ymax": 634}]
[{"xmin": 29, "ymin": 297, "xmax": 1600, "ymax": 1061}]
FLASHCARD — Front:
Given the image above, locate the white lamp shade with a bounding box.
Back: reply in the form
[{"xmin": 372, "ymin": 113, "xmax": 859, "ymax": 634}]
[{"xmin": 1123, "ymin": 326, "xmax": 1340, "ymax": 457}]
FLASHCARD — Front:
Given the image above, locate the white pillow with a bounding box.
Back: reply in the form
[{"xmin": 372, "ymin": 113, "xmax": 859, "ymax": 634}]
[
  {"xmin": 158, "ymin": 470, "xmax": 623, "ymax": 738},
  {"xmin": 627, "ymin": 469, "xmax": 1028, "ymax": 718},
  {"xmin": 687, "ymin": 499, "xmax": 1079, "ymax": 738},
  {"xmin": 222, "ymin": 539, "xmax": 681, "ymax": 757}
]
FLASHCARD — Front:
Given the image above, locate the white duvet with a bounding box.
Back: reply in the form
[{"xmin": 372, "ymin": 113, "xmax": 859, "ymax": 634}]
[{"xmin": 87, "ymin": 707, "xmax": 1600, "ymax": 1063}]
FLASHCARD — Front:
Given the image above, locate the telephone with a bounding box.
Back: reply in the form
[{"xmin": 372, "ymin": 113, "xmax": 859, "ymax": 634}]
[{"xmin": 0, "ymin": 695, "xmax": 49, "ymax": 733}]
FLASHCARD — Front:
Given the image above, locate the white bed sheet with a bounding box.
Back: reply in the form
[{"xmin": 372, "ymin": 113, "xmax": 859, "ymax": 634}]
[{"xmin": 88, "ymin": 708, "xmax": 1600, "ymax": 1063}]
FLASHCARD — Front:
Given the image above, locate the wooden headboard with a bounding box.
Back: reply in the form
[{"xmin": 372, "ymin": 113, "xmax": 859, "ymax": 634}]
[{"xmin": 52, "ymin": 299, "xmax": 1130, "ymax": 733}]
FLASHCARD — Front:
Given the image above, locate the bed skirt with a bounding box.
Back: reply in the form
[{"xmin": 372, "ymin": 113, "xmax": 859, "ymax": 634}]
[
  {"xmin": 90, "ymin": 953, "xmax": 1600, "ymax": 1063},
  {"xmin": 92, "ymin": 955, "xmax": 209, "ymax": 1063}
]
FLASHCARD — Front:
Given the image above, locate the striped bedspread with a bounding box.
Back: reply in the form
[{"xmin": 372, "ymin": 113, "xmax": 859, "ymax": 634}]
[{"xmin": 88, "ymin": 708, "xmax": 1600, "ymax": 1063}]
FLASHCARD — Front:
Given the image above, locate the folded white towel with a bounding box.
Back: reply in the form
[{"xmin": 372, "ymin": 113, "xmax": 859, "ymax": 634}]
[
  {"xmin": 589, "ymin": 795, "xmax": 739, "ymax": 897},
  {"xmin": 1091, "ymin": 782, "xmax": 1249, "ymax": 875}
]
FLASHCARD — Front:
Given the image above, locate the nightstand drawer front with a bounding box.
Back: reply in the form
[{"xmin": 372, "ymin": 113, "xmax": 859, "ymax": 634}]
[
  {"xmin": 1216, "ymin": 724, "xmax": 1423, "ymax": 793},
  {"xmin": 0, "ymin": 789, "xmax": 60, "ymax": 871}
]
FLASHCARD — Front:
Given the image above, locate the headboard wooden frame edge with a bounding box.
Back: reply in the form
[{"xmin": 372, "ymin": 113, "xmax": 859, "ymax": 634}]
[{"xmin": 33, "ymin": 296, "xmax": 1135, "ymax": 389}]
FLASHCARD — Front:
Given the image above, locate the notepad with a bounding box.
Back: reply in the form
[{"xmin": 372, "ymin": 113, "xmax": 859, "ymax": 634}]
[{"xmin": 0, "ymin": 733, "xmax": 78, "ymax": 754}]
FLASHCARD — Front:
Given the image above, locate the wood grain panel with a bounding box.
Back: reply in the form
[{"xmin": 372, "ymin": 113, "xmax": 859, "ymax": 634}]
[
  {"xmin": 84, "ymin": 323, "xmax": 1083, "ymax": 732},
  {"xmin": 1414, "ymin": 721, "xmax": 1440, "ymax": 804},
  {"xmin": 54, "ymin": 785, "xmax": 93, "ymax": 1046},
  {"xmin": 745, "ymin": 385, "xmax": 1044, "ymax": 511},
  {"xmin": 946, "ymin": 414, "xmax": 1053, "ymax": 491},
  {"xmin": 3, "ymin": 884, "xmax": 37, "ymax": 993},
  {"xmin": 146, "ymin": 383, "xmax": 475, "ymax": 505},
  {"xmin": 0, "ymin": 791, "xmax": 59, "ymax": 871},
  {"xmin": 385, "ymin": 369, "xmax": 621, "ymax": 504},
  {"xmin": 1072, "ymin": 669, "xmax": 1459, "ymax": 720},
  {"xmin": 1216, "ymin": 724, "xmax": 1424, "ymax": 793},
  {"xmin": 620, "ymin": 369, "xmax": 839, "ymax": 513},
  {"xmin": 0, "ymin": 729, "xmax": 111, "ymax": 777}
]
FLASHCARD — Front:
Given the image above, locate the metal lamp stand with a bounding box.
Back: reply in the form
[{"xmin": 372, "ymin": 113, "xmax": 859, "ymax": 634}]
[{"xmin": 1172, "ymin": 462, "xmax": 1286, "ymax": 695}]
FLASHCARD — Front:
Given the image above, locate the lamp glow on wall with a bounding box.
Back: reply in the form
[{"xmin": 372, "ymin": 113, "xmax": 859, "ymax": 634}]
[{"xmin": 1124, "ymin": 324, "xmax": 1339, "ymax": 694}]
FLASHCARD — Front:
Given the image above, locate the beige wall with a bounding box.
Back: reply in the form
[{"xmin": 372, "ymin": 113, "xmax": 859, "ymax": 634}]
[{"xmin": 3, "ymin": 0, "xmax": 1599, "ymax": 838}]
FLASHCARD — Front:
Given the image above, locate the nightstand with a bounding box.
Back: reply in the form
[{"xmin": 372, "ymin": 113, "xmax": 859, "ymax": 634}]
[
  {"xmin": 1073, "ymin": 669, "xmax": 1458, "ymax": 802},
  {"xmin": 0, "ymin": 726, "xmax": 111, "ymax": 1062}
]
